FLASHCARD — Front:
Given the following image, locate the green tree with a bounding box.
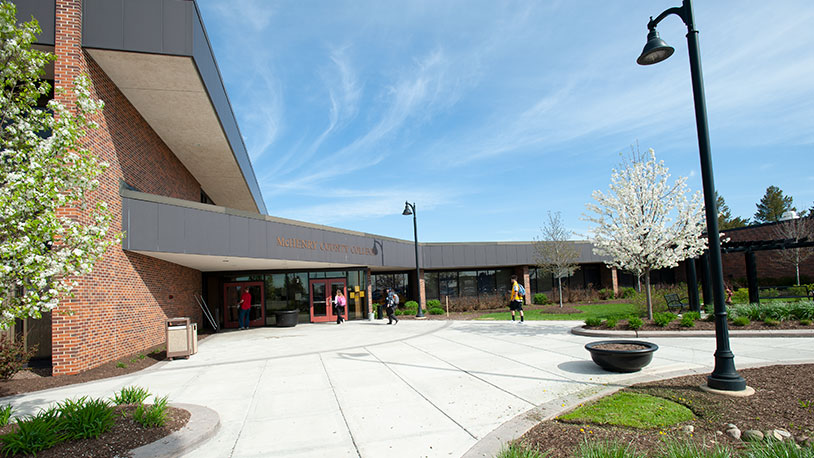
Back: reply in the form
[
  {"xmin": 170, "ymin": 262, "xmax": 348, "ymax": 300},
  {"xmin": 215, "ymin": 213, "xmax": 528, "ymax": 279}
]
[
  {"xmin": 715, "ymin": 192, "xmax": 749, "ymax": 230},
  {"xmin": 754, "ymin": 185, "xmax": 794, "ymax": 223},
  {"xmin": 0, "ymin": 3, "xmax": 120, "ymax": 328}
]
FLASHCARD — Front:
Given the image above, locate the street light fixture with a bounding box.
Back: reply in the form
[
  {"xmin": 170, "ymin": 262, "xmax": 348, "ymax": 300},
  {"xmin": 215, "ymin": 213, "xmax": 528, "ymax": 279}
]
[
  {"xmin": 402, "ymin": 201, "xmax": 425, "ymax": 317},
  {"xmin": 638, "ymin": 0, "xmax": 746, "ymax": 392}
]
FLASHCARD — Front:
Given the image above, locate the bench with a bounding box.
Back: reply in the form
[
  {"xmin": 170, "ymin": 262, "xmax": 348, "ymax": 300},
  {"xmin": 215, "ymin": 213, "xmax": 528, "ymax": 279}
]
[
  {"xmin": 758, "ymin": 285, "xmax": 813, "ymax": 301},
  {"xmin": 663, "ymin": 293, "xmax": 688, "ymax": 313}
]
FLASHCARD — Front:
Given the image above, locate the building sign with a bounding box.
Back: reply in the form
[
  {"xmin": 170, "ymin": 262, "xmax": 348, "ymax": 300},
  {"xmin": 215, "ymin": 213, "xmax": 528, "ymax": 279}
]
[{"xmin": 276, "ymin": 237, "xmax": 376, "ymax": 256}]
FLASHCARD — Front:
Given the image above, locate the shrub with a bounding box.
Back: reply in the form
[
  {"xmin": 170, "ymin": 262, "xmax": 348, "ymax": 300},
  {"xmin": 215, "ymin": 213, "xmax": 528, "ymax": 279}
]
[
  {"xmin": 447, "ymin": 294, "xmax": 505, "ymax": 312},
  {"xmin": 0, "ymin": 338, "xmax": 37, "ymax": 381},
  {"xmin": 731, "ymin": 288, "xmax": 750, "ymax": 304},
  {"xmin": 133, "ymin": 396, "xmax": 169, "ymax": 428},
  {"xmin": 0, "ymin": 405, "xmax": 13, "ymax": 427},
  {"xmin": 683, "ymin": 311, "xmax": 701, "ymax": 321},
  {"xmin": 789, "ymin": 302, "xmax": 814, "ymax": 320},
  {"xmin": 627, "ymin": 316, "xmax": 643, "ymax": 330},
  {"xmin": 679, "ymin": 315, "xmax": 695, "ymax": 327},
  {"xmin": 0, "ymin": 409, "xmax": 64, "ymax": 456},
  {"xmin": 732, "ymin": 316, "xmax": 750, "ymax": 326},
  {"xmin": 111, "ymin": 386, "xmax": 151, "ymax": 405},
  {"xmin": 598, "ymin": 288, "xmax": 615, "ymax": 300},
  {"xmin": 429, "ymin": 307, "xmax": 444, "ymax": 315},
  {"xmin": 763, "ymin": 318, "xmax": 780, "ymax": 326},
  {"xmin": 619, "ymin": 287, "xmax": 637, "ymax": 299},
  {"xmin": 653, "ymin": 312, "xmax": 677, "ymax": 327},
  {"xmin": 58, "ymin": 397, "xmax": 115, "ymax": 440},
  {"xmin": 403, "ymin": 300, "xmax": 418, "ymax": 311},
  {"xmin": 533, "ymin": 293, "xmax": 549, "ymax": 305},
  {"xmin": 585, "ymin": 317, "xmax": 602, "ymax": 327},
  {"xmin": 801, "ymin": 319, "xmax": 812, "ymax": 326},
  {"xmin": 426, "ymin": 299, "xmax": 441, "ymax": 309},
  {"xmin": 394, "ymin": 309, "xmax": 403, "ymax": 316},
  {"xmin": 604, "ymin": 317, "xmax": 618, "ymax": 328}
]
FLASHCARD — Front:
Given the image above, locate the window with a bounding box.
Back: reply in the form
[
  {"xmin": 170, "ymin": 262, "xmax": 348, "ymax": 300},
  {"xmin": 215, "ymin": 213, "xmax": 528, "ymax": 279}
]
[{"xmin": 439, "ymin": 272, "xmax": 458, "ymax": 298}]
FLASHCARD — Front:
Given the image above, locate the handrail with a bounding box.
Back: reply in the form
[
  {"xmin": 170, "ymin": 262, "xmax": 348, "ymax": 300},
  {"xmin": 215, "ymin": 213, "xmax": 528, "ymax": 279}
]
[{"xmin": 194, "ymin": 294, "xmax": 219, "ymax": 332}]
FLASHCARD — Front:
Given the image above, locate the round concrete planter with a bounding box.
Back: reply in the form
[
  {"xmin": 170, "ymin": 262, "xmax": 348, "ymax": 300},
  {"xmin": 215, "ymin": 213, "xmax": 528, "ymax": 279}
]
[
  {"xmin": 585, "ymin": 340, "xmax": 658, "ymax": 373},
  {"xmin": 274, "ymin": 310, "xmax": 299, "ymax": 327}
]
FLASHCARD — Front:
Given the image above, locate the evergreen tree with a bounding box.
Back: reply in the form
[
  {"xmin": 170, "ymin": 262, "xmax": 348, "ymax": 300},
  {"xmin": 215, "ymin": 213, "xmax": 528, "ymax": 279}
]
[
  {"xmin": 715, "ymin": 192, "xmax": 749, "ymax": 230},
  {"xmin": 754, "ymin": 186, "xmax": 794, "ymax": 223}
]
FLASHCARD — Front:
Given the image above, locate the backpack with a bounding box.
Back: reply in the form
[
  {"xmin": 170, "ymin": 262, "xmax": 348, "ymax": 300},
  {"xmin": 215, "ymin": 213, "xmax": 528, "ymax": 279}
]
[
  {"xmin": 393, "ymin": 293, "xmax": 400, "ymax": 305},
  {"xmin": 517, "ymin": 283, "xmax": 526, "ymax": 297}
]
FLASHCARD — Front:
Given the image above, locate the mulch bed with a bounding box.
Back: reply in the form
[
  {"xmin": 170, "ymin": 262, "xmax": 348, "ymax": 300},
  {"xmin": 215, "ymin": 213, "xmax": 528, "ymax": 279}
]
[
  {"xmin": 518, "ymin": 364, "xmax": 814, "ymax": 457},
  {"xmin": 0, "ymin": 405, "xmax": 190, "ymax": 458},
  {"xmin": 587, "ymin": 319, "xmax": 812, "ymax": 332}
]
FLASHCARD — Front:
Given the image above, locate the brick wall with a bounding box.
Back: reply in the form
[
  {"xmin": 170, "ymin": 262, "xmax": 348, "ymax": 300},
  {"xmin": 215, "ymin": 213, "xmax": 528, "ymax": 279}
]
[
  {"xmin": 721, "ymin": 222, "xmax": 814, "ymax": 285},
  {"xmin": 52, "ymin": 0, "xmax": 202, "ymax": 375}
]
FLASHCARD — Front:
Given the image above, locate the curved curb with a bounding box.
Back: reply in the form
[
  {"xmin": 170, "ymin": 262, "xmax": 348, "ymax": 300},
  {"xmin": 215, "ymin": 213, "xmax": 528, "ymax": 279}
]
[
  {"xmin": 570, "ymin": 326, "xmax": 814, "ymax": 338},
  {"xmin": 130, "ymin": 403, "xmax": 220, "ymax": 458}
]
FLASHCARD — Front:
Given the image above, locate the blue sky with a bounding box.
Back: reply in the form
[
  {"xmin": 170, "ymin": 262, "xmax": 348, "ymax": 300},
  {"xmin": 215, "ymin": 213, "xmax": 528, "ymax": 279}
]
[{"xmin": 197, "ymin": 1, "xmax": 814, "ymax": 243}]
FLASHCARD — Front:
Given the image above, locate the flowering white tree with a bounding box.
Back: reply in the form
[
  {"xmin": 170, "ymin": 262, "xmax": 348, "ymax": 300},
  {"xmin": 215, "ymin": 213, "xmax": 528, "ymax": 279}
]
[
  {"xmin": 585, "ymin": 148, "xmax": 707, "ymax": 319},
  {"xmin": 0, "ymin": 4, "xmax": 120, "ymax": 329},
  {"xmin": 533, "ymin": 211, "xmax": 580, "ymax": 307}
]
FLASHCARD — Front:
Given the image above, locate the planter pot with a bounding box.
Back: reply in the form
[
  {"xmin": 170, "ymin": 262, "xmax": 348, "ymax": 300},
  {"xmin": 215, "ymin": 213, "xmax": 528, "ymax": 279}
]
[
  {"xmin": 585, "ymin": 340, "xmax": 658, "ymax": 373},
  {"xmin": 274, "ymin": 310, "xmax": 299, "ymax": 327}
]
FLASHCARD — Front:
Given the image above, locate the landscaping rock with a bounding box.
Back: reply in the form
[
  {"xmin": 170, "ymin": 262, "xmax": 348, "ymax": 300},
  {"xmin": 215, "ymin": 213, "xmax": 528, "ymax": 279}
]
[
  {"xmin": 681, "ymin": 425, "xmax": 694, "ymax": 434},
  {"xmin": 726, "ymin": 428, "xmax": 741, "ymax": 440},
  {"xmin": 742, "ymin": 430, "xmax": 764, "ymax": 442},
  {"xmin": 765, "ymin": 429, "xmax": 786, "ymax": 441},
  {"xmin": 775, "ymin": 429, "xmax": 792, "ymax": 440},
  {"xmin": 725, "ymin": 423, "xmax": 737, "ymax": 430}
]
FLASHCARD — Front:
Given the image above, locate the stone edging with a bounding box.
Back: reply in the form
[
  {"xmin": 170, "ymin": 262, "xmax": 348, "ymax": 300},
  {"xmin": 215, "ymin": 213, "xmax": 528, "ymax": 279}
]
[
  {"xmin": 570, "ymin": 326, "xmax": 814, "ymax": 338},
  {"xmin": 130, "ymin": 403, "xmax": 221, "ymax": 458}
]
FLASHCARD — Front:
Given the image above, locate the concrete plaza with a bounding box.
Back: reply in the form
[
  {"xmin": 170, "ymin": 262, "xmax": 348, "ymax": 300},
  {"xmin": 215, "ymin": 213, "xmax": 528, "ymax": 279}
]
[{"xmin": 4, "ymin": 320, "xmax": 813, "ymax": 457}]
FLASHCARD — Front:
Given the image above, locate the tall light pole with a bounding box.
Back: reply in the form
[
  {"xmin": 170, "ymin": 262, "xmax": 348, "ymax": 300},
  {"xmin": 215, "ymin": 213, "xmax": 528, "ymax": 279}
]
[
  {"xmin": 638, "ymin": 0, "xmax": 745, "ymax": 391},
  {"xmin": 402, "ymin": 201, "xmax": 425, "ymax": 317}
]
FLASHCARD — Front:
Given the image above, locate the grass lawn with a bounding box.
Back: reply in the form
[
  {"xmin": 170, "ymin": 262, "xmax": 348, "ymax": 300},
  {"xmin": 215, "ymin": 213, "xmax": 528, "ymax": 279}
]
[{"xmin": 477, "ymin": 303, "xmax": 638, "ymax": 321}]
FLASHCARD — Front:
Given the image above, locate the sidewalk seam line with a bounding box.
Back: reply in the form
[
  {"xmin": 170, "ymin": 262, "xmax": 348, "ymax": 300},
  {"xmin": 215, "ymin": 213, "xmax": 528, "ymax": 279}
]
[{"xmin": 319, "ymin": 353, "xmax": 362, "ymax": 458}]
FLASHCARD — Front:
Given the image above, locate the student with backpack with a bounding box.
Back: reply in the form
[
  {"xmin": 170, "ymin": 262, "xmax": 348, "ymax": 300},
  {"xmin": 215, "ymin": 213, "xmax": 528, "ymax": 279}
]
[
  {"xmin": 385, "ymin": 287, "xmax": 399, "ymax": 325},
  {"xmin": 509, "ymin": 274, "xmax": 525, "ymax": 323}
]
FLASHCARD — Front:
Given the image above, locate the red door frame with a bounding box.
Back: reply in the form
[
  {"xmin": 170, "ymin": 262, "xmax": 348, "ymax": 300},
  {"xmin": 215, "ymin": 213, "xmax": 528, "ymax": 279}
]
[
  {"xmin": 309, "ymin": 279, "xmax": 347, "ymax": 323},
  {"xmin": 223, "ymin": 281, "xmax": 265, "ymax": 329}
]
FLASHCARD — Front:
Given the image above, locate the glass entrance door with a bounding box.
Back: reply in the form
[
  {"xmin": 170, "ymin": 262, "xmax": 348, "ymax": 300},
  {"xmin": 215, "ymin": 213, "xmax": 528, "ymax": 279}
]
[
  {"xmin": 309, "ymin": 279, "xmax": 347, "ymax": 323},
  {"xmin": 224, "ymin": 282, "xmax": 265, "ymax": 329}
]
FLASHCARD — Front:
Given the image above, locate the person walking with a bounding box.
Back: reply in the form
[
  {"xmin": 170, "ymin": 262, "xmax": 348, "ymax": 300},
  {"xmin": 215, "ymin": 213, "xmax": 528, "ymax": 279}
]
[
  {"xmin": 334, "ymin": 289, "xmax": 346, "ymax": 324},
  {"xmin": 508, "ymin": 275, "xmax": 524, "ymax": 323},
  {"xmin": 385, "ymin": 287, "xmax": 399, "ymax": 325},
  {"xmin": 238, "ymin": 287, "xmax": 252, "ymax": 330}
]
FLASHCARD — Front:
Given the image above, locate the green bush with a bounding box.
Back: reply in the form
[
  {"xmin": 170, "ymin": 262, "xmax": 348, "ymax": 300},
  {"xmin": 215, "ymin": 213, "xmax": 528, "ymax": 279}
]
[
  {"xmin": 585, "ymin": 317, "xmax": 602, "ymax": 327},
  {"xmin": 0, "ymin": 405, "xmax": 13, "ymax": 427},
  {"xmin": 653, "ymin": 312, "xmax": 677, "ymax": 327},
  {"xmin": 0, "ymin": 338, "xmax": 37, "ymax": 381},
  {"xmin": 496, "ymin": 443, "xmax": 550, "ymax": 458},
  {"xmin": 0, "ymin": 409, "xmax": 64, "ymax": 456},
  {"xmin": 403, "ymin": 300, "xmax": 418, "ymax": 311},
  {"xmin": 732, "ymin": 316, "xmax": 750, "ymax": 326},
  {"xmin": 604, "ymin": 317, "xmax": 618, "ymax": 328},
  {"xmin": 394, "ymin": 309, "xmax": 403, "ymax": 316},
  {"xmin": 533, "ymin": 293, "xmax": 550, "ymax": 305},
  {"xmin": 619, "ymin": 287, "xmax": 636, "ymax": 299},
  {"xmin": 133, "ymin": 396, "xmax": 169, "ymax": 428},
  {"xmin": 58, "ymin": 397, "xmax": 115, "ymax": 440},
  {"xmin": 429, "ymin": 307, "xmax": 444, "ymax": 315},
  {"xmin": 111, "ymin": 386, "xmax": 151, "ymax": 405},
  {"xmin": 789, "ymin": 302, "xmax": 814, "ymax": 320},
  {"xmin": 679, "ymin": 315, "xmax": 696, "ymax": 327},
  {"xmin": 683, "ymin": 311, "xmax": 701, "ymax": 321},
  {"xmin": 732, "ymin": 288, "xmax": 750, "ymax": 304},
  {"xmin": 598, "ymin": 288, "xmax": 615, "ymax": 300},
  {"xmin": 627, "ymin": 316, "xmax": 643, "ymax": 330}
]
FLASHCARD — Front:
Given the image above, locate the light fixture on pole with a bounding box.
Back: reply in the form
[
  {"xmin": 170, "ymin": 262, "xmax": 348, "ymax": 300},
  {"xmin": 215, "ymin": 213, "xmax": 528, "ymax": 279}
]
[
  {"xmin": 402, "ymin": 201, "xmax": 424, "ymax": 317},
  {"xmin": 638, "ymin": 0, "xmax": 745, "ymax": 391}
]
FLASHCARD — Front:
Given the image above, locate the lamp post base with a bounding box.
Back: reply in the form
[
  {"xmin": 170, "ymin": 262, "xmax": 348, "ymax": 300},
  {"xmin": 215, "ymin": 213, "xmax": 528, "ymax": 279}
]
[{"xmin": 706, "ymin": 373, "xmax": 747, "ymax": 392}]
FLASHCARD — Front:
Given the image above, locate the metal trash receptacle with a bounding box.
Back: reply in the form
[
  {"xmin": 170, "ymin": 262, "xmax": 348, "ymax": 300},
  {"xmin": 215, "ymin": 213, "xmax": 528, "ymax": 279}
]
[{"xmin": 166, "ymin": 318, "xmax": 192, "ymax": 359}]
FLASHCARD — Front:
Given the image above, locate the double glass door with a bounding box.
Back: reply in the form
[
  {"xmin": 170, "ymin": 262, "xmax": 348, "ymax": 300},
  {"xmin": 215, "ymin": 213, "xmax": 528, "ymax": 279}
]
[
  {"xmin": 309, "ymin": 279, "xmax": 346, "ymax": 323},
  {"xmin": 224, "ymin": 282, "xmax": 265, "ymax": 329}
]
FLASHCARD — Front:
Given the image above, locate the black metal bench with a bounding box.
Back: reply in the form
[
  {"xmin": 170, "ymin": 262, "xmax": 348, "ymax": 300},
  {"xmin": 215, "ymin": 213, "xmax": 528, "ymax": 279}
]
[
  {"xmin": 663, "ymin": 293, "xmax": 688, "ymax": 313},
  {"xmin": 758, "ymin": 285, "xmax": 813, "ymax": 301}
]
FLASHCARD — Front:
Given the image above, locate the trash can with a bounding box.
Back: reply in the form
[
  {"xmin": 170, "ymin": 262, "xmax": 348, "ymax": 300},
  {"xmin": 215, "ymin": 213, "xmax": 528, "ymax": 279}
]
[
  {"xmin": 166, "ymin": 318, "xmax": 192, "ymax": 359},
  {"xmin": 376, "ymin": 304, "xmax": 383, "ymax": 320},
  {"xmin": 275, "ymin": 310, "xmax": 298, "ymax": 327}
]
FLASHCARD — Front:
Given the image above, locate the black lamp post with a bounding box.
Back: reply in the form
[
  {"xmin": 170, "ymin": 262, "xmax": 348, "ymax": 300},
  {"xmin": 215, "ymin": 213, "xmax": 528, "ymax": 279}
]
[
  {"xmin": 402, "ymin": 201, "xmax": 424, "ymax": 317},
  {"xmin": 638, "ymin": 0, "xmax": 746, "ymax": 391}
]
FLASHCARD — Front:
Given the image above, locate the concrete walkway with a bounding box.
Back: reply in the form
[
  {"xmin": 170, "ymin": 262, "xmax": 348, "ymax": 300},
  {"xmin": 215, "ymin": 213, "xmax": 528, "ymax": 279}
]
[{"xmin": 4, "ymin": 320, "xmax": 814, "ymax": 458}]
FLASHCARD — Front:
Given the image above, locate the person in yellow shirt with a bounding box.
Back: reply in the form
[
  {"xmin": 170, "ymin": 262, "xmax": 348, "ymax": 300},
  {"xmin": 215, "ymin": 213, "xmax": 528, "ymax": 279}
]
[{"xmin": 509, "ymin": 275, "xmax": 524, "ymax": 323}]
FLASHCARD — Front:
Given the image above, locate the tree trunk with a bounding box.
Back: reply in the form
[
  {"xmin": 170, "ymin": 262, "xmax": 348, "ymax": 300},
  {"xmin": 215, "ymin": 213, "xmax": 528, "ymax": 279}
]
[
  {"xmin": 558, "ymin": 277, "xmax": 563, "ymax": 308},
  {"xmin": 796, "ymin": 250, "xmax": 800, "ymax": 286},
  {"xmin": 645, "ymin": 269, "xmax": 653, "ymax": 320}
]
